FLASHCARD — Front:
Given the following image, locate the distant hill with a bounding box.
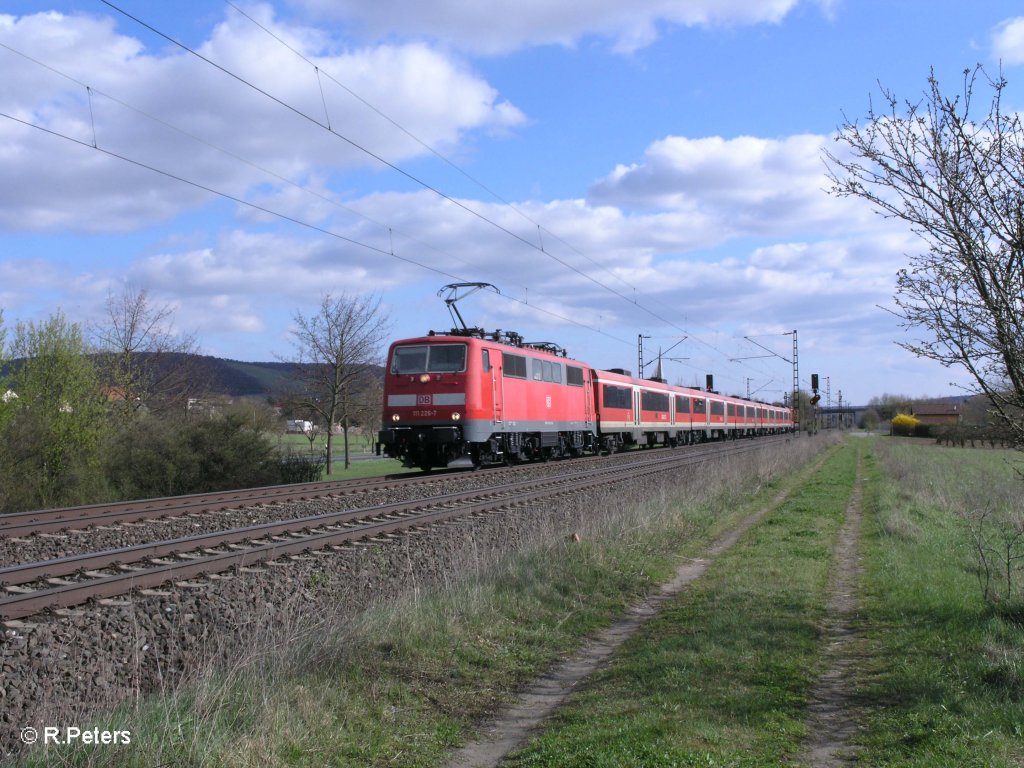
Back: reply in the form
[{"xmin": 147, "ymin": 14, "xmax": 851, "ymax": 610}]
[
  {"xmin": 1, "ymin": 353, "xmax": 298, "ymax": 400},
  {"xmin": 187, "ymin": 356, "xmax": 296, "ymax": 398}
]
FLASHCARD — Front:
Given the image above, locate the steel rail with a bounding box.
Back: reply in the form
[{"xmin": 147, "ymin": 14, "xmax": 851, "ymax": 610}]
[
  {"xmin": 0, "ymin": 436, "xmax": 777, "ymax": 537},
  {"xmin": 0, "ymin": 440, "xmax": 779, "ymax": 620},
  {"xmin": 0, "ymin": 469, "xmax": 463, "ymax": 537},
  {"xmin": 0, "ymin": 442, "xmax": 750, "ymax": 587}
]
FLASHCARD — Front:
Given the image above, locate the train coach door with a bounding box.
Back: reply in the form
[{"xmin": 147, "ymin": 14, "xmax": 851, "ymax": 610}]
[
  {"xmin": 483, "ymin": 348, "xmax": 502, "ymax": 424},
  {"xmin": 583, "ymin": 370, "xmax": 594, "ymax": 427},
  {"xmin": 633, "ymin": 388, "xmax": 641, "ymax": 427}
]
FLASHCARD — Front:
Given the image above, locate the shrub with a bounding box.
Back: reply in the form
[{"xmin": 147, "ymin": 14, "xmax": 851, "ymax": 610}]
[
  {"xmin": 891, "ymin": 413, "xmax": 920, "ymax": 436},
  {"xmin": 278, "ymin": 455, "xmax": 326, "ymax": 484},
  {"xmin": 105, "ymin": 413, "xmax": 283, "ymax": 498}
]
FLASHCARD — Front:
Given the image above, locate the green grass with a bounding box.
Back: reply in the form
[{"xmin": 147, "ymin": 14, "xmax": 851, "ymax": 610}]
[
  {"xmin": 852, "ymin": 440, "xmax": 1024, "ymax": 767},
  {"xmin": 502, "ymin": 440, "xmax": 860, "ymax": 767},
  {"xmin": 274, "ymin": 431, "xmax": 417, "ymax": 479},
  {"xmin": 275, "ymin": 431, "xmax": 375, "ymax": 454}
]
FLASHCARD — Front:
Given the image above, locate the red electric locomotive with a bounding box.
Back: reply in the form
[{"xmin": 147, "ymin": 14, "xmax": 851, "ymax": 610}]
[
  {"xmin": 378, "ymin": 329, "xmax": 598, "ymax": 470},
  {"xmin": 378, "ymin": 324, "xmax": 794, "ymax": 470}
]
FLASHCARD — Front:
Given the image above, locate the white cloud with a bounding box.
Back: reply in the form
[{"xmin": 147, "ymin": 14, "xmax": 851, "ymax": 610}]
[
  {"xmin": 0, "ymin": 7, "xmax": 524, "ymax": 232},
  {"xmin": 291, "ymin": 0, "xmax": 821, "ymax": 54},
  {"xmin": 588, "ymin": 134, "xmax": 875, "ymax": 238},
  {"xmin": 993, "ymin": 17, "xmax": 1024, "ymax": 66}
]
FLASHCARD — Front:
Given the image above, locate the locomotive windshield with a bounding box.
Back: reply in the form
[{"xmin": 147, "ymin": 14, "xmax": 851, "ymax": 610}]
[{"xmin": 391, "ymin": 343, "xmax": 467, "ymax": 374}]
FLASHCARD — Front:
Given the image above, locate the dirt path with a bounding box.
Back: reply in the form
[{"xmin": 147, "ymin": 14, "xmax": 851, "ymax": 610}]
[
  {"xmin": 445, "ymin": 472, "xmax": 816, "ymax": 768},
  {"xmin": 794, "ymin": 458, "xmax": 865, "ymax": 766}
]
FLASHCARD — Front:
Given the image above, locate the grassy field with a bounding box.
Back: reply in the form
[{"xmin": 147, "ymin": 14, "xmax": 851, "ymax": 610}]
[
  {"xmin": 503, "ymin": 436, "xmax": 860, "ymax": 766},
  {"xmin": 274, "ymin": 431, "xmax": 416, "ymax": 479},
  {"xmin": 853, "ymin": 441, "xmax": 1024, "ymax": 766},
  {"xmin": 15, "ymin": 436, "xmax": 1023, "ymax": 767},
  {"xmin": 275, "ymin": 432, "xmax": 377, "ymax": 456}
]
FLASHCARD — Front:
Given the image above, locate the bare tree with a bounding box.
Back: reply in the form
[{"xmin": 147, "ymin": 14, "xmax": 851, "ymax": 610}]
[
  {"xmin": 826, "ymin": 66, "xmax": 1024, "ymax": 448},
  {"xmin": 90, "ymin": 285, "xmax": 201, "ymax": 419},
  {"xmin": 286, "ymin": 293, "xmax": 390, "ymax": 473},
  {"xmin": 351, "ymin": 372, "xmax": 384, "ymax": 454}
]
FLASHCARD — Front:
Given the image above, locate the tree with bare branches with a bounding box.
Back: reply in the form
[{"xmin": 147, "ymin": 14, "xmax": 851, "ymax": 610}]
[
  {"xmin": 286, "ymin": 293, "xmax": 390, "ymax": 473},
  {"xmin": 90, "ymin": 285, "xmax": 201, "ymax": 419},
  {"xmin": 826, "ymin": 66, "xmax": 1024, "ymax": 448}
]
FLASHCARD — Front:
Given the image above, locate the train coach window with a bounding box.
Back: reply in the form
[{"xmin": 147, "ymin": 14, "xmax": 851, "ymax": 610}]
[
  {"xmin": 711, "ymin": 401, "xmax": 725, "ymax": 417},
  {"xmin": 567, "ymin": 366, "xmax": 585, "ymax": 386},
  {"xmin": 503, "ymin": 353, "xmax": 527, "ymax": 378},
  {"xmin": 675, "ymin": 395, "xmax": 690, "ymax": 414},
  {"xmin": 693, "ymin": 398, "xmax": 706, "ymax": 415},
  {"xmin": 641, "ymin": 391, "xmax": 670, "ymax": 412},
  {"xmin": 727, "ymin": 403, "xmax": 737, "ymax": 418},
  {"xmin": 603, "ymin": 385, "xmax": 631, "ymax": 410},
  {"xmin": 747, "ymin": 406, "xmax": 756, "ymax": 418}
]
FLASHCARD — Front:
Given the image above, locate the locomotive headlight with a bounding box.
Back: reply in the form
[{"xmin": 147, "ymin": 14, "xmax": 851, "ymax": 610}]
[
  {"xmin": 419, "ymin": 374, "xmax": 431, "ymax": 383},
  {"xmin": 451, "ymin": 412, "xmax": 461, "ymax": 421},
  {"xmin": 391, "ymin": 413, "xmax": 401, "ymax": 422}
]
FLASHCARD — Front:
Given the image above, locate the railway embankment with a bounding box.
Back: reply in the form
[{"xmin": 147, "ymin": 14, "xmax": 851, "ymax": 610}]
[{"xmin": 2, "ymin": 437, "xmax": 816, "ymax": 762}]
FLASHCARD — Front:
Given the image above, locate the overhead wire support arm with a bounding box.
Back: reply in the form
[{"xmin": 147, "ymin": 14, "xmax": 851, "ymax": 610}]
[
  {"xmin": 739, "ymin": 335, "xmax": 793, "ymax": 364},
  {"xmin": 734, "ymin": 332, "xmax": 800, "ymax": 433}
]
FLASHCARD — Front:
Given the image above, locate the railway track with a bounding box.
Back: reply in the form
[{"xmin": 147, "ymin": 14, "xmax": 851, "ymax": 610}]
[
  {"xmin": 0, "ymin": 450, "xmax": 647, "ymax": 539},
  {"xmin": 0, "ymin": 470, "xmax": 463, "ymax": 538},
  {"xmin": 0, "ymin": 439, "xmax": 781, "ymax": 621}
]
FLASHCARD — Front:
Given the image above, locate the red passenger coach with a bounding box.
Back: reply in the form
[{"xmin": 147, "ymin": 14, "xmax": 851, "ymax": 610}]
[{"xmin": 378, "ymin": 331, "xmax": 597, "ymax": 470}]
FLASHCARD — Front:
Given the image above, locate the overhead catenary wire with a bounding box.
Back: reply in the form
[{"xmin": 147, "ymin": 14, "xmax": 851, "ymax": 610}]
[
  {"xmin": 215, "ymin": 0, "xmax": 789, "ymax": 388},
  {"xmin": 0, "ymin": 107, "xmax": 632, "ymax": 347},
  {"xmin": 0, "ymin": 37, "xmax": 528, "ymax": 295},
  {"xmin": 99, "ymin": 0, "xmax": 690, "ymax": 336},
  {"xmin": 220, "ymin": 0, "xmax": 646, "ymax": 302},
  {"xmin": 5, "ymin": 5, "xmax": 790, "ymax": 389}
]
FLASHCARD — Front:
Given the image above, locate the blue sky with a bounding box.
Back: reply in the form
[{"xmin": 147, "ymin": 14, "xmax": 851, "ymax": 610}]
[{"xmin": 2, "ymin": 0, "xmax": 1024, "ymax": 405}]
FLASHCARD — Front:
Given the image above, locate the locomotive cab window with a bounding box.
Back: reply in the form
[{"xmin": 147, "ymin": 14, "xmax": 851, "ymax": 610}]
[
  {"xmin": 429, "ymin": 344, "xmax": 467, "ymax": 372},
  {"xmin": 482, "ymin": 349, "xmax": 491, "ymax": 372},
  {"xmin": 392, "ymin": 343, "xmax": 467, "ymax": 374},
  {"xmin": 567, "ymin": 366, "xmax": 585, "ymax": 387}
]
